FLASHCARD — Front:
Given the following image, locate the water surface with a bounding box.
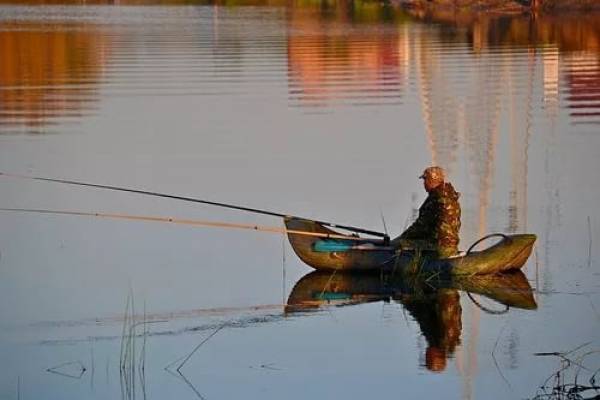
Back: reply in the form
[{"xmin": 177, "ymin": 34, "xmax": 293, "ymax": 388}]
[{"xmin": 0, "ymin": 3, "xmax": 599, "ymax": 399}]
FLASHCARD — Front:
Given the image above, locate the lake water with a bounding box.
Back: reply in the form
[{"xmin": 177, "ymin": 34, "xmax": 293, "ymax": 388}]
[{"xmin": 0, "ymin": 3, "xmax": 599, "ymax": 399}]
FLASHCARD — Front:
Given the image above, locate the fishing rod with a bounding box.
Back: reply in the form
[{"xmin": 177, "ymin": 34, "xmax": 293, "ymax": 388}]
[
  {"xmin": 0, "ymin": 208, "xmax": 387, "ymax": 243},
  {"xmin": 0, "ymin": 172, "xmax": 388, "ymax": 240}
]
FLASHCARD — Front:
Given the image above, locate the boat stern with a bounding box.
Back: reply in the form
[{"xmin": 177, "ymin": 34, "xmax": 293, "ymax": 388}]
[
  {"xmin": 450, "ymin": 233, "xmax": 537, "ymax": 275},
  {"xmin": 505, "ymin": 233, "xmax": 537, "ymax": 269}
]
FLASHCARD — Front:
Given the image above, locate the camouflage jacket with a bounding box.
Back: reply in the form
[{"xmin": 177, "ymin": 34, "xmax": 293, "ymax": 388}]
[{"xmin": 396, "ymin": 182, "xmax": 461, "ymax": 257}]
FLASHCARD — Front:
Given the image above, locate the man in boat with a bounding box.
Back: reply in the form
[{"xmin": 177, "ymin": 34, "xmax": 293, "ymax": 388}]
[{"xmin": 393, "ymin": 166, "xmax": 461, "ymax": 258}]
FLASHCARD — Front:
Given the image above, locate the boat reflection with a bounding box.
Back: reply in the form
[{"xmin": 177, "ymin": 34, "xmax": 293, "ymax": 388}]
[{"xmin": 286, "ymin": 270, "xmax": 536, "ymax": 372}]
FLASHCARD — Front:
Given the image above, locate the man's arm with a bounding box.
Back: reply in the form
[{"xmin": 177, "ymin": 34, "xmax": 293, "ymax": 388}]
[
  {"xmin": 399, "ymin": 217, "xmax": 429, "ymax": 240},
  {"xmin": 392, "ymin": 205, "xmax": 437, "ymax": 249}
]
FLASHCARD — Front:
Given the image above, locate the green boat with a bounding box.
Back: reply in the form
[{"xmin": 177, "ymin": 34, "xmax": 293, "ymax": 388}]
[{"xmin": 284, "ymin": 217, "xmax": 536, "ymax": 275}]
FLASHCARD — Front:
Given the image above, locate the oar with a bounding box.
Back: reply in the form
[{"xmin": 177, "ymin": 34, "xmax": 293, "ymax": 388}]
[
  {"xmin": 0, "ymin": 172, "xmax": 388, "ymax": 240},
  {"xmin": 0, "ymin": 208, "xmax": 386, "ymax": 243}
]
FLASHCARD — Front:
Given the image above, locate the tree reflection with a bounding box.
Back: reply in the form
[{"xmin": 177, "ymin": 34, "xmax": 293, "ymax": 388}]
[
  {"xmin": 286, "ymin": 1, "xmax": 408, "ymax": 107},
  {"xmin": 0, "ymin": 22, "xmax": 111, "ymax": 131}
]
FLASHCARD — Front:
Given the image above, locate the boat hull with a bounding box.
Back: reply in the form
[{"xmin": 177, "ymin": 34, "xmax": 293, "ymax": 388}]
[{"xmin": 284, "ymin": 217, "xmax": 536, "ymax": 275}]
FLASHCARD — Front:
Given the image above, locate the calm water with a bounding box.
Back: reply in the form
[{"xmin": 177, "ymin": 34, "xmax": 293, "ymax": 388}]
[{"xmin": 0, "ymin": 3, "xmax": 599, "ymax": 399}]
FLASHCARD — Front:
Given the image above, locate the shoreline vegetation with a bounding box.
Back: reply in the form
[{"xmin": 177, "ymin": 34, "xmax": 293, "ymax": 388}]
[
  {"xmin": 2, "ymin": 0, "xmax": 600, "ymax": 13},
  {"xmin": 396, "ymin": 0, "xmax": 600, "ymax": 14}
]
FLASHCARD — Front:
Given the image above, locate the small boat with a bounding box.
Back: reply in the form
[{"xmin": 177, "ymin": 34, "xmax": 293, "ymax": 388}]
[{"xmin": 284, "ymin": 217, "xmax": 536, "ymax": 275}]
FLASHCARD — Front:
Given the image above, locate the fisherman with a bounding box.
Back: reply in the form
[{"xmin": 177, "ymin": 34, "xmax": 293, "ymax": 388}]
[{"xmin": 393, "ymin": 166, "xmax": 461, "ymax": 258}]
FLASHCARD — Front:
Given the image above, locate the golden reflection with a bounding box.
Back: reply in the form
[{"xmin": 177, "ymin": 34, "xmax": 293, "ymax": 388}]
[
  {"xmin": 543, "ymin": 48, "xmax": 559, "ymax": 115},
  {"xmin": 286, "ymin": 2, "xmax": 408, "ymax": 107},
  {"xmin": 0, "ymin": 23, "xmax": 111, "ymax": 131},
  {"xmin": 0, "ymin": 0, "xmax": 286, "ymax": 4},
  {"xmin": 404, "ymin": 11, "xmax": 600, "ymax": 53},
  {"xmin": 407, "ymin": 11, "xmax": 600, "ymax": 126},
  {"xmin": 286, "ymin": 271, "xmax": 536, "ymax": 372}
]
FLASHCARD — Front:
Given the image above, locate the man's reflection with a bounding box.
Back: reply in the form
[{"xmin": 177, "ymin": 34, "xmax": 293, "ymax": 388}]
[
  {"xmin": 286, "ymin": 271, "xmax": 536, "ymax": 372},
  {"xmin": 396, "ymin": 287, "xmax": 461, "ymax": 372}
]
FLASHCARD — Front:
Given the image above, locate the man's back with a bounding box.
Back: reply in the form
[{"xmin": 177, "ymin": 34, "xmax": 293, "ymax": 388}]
[{"xmin": 395, "ymin": 168, "xmax": 461, "ymax": 258}]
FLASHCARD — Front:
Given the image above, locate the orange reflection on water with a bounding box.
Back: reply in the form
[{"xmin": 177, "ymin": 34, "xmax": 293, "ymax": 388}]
[
  {"xmin": 287, "ymin": 5, "xmax": 407, "ymax": 107},
  {"xmin": 564, "ymin": 52, "xmax": 600, "ymax": 124},
  {"xmin": 0, "ymin": 23, "xmax": 111, "ymax": 131},
  {"xmin": 411, "ymin": 11, "xmax": 600, "ymax": 126}
]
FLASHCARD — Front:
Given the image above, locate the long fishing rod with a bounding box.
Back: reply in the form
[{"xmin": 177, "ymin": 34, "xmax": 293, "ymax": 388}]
[
  {"xmin": 0, "ymin": 208, "xmax": 387, "ymax": 243},
  {"xmin": 0, "ymin": 172, "xmax": 388, "ymax": 239}
]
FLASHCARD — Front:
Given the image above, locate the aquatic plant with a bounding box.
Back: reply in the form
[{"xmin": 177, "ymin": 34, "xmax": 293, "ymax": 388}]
[{"xmin": 530, "ymin": 343, "xmax": 600, "ymax": 400}]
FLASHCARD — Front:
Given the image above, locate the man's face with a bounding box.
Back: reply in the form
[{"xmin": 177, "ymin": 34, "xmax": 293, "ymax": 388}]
[{"xmin": 423, "ymin": 174, "xmax": 443, "ymax": 192}]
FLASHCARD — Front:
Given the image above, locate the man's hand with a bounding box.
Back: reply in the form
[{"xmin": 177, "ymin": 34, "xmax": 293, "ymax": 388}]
[{"xmin": 397, "ymin": 239, "xmax": 436, "ymax": 251}]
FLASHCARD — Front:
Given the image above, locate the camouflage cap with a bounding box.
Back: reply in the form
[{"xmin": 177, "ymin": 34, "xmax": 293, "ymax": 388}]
[{"xmin": 419, "ymin": 166, "xmax": 446, "ymax": 181}]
